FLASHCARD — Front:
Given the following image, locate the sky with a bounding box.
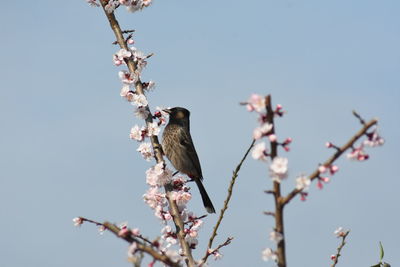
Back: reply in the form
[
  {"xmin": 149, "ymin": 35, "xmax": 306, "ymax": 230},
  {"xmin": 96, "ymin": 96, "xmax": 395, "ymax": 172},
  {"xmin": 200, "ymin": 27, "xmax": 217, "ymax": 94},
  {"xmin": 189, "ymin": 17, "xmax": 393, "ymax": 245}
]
[{"xmin": 0, "ymin": 0, "xmax": 399, "ymax": 266}]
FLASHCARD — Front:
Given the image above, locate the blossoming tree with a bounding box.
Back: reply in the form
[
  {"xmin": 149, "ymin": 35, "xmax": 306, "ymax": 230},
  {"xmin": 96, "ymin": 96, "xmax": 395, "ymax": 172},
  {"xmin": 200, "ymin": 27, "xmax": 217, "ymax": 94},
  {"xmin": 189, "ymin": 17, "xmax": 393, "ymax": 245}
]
[{"xmin": 74, "ymin": 1, "xmax": 386, "ymax": 266}]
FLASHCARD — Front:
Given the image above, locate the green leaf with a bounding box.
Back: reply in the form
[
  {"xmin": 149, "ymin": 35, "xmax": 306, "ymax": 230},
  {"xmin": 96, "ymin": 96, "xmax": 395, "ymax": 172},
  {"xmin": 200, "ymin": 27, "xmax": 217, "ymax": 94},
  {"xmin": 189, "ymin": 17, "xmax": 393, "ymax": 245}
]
[{"xmin": 379, "ymin": 241, "xmax": 384, "ymax": 260}]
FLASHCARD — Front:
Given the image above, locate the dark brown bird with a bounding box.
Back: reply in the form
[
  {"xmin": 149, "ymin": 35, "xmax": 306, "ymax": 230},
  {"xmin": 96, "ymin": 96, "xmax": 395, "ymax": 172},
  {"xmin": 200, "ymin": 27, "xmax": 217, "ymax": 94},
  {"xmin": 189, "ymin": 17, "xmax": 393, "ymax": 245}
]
[{"xmin": 162, "ymin": 107, "xmax": 215, "ymax": 214}]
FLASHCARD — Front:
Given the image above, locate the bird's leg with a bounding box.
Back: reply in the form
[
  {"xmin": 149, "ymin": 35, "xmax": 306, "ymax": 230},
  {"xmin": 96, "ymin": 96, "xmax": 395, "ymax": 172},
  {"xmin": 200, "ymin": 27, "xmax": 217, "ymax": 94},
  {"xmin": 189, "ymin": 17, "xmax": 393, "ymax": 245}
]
[{"xmin": 172, "ymin": 171, "xmax": 179, "ymax": 177}]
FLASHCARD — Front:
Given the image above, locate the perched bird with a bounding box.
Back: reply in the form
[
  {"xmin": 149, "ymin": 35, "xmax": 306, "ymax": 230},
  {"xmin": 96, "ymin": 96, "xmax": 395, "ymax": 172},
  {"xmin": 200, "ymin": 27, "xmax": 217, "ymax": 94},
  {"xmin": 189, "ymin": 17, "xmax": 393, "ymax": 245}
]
[{"xmin": 162, "ymin": 107, "xmax": 216, "ymax": 214}]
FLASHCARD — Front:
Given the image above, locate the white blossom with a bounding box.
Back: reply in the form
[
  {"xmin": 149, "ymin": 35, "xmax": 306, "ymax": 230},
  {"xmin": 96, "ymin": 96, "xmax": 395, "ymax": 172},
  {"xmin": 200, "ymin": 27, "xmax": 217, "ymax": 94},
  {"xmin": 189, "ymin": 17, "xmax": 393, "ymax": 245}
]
[{"xmin": 269, "ymin": 157, "xmax": 288, "ymax": 182}]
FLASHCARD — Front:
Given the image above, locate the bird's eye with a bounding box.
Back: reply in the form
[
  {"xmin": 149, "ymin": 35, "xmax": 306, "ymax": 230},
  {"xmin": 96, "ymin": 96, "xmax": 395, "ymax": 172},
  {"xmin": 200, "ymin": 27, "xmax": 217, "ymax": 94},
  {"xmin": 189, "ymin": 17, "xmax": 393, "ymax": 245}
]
[{"xmin": 176, "ymin": 111, "xmax": 185, "ymax": 119}]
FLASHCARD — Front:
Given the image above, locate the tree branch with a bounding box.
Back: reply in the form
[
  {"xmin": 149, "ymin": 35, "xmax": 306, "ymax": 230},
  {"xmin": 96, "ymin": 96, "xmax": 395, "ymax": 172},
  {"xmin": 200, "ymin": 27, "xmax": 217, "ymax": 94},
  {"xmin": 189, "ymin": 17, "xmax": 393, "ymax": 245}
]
[
  {"xmin": 202, "ymin": 139, "xmax": 255, "ymax": 263},
  {"xmin": 282, "ymin": 118, "xmax": 378, "ymax": 205},
  {"xmin": 331, "ymin": 230, "xmax": 350, "ymax": 267},
  {"xmin": 99, "ymin": 2, "xmax": 195, "ymax": 266},
  {"xmin": 265, "ymin": 95, "xmax": 287, "ymax": 267}
]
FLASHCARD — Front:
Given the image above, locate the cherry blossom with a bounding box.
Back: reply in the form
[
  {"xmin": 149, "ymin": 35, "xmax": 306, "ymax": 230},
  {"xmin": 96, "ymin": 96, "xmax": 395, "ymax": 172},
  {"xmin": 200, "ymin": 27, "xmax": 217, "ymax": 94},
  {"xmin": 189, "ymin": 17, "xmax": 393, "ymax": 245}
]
[
  {"xmin": 364, "ymin": 128, "xmax": 385, "ymax": 147},
  {"xmin": 73, "ymin": 217, "xmax": 83, "ymax": 226},
  {"xmin": 269, "ymin": 157, "xmax": 288, "ymax": 182},
  {"xmin": 146, "ymin": 121, "xmax": 160, "ymax": 136},
  {"xmin": 134, "ymin": 106, "xmax": 150, "ymax": 120},
  {"xmin": 347, "ymin": 144, "xmax": 369, "ymax": 161},
  {"xmin": 131, "ymin": 93, "xmax": 148, "ymax": 107},
  {"xmin": 296, "ymin": 174, "xmax": 311, "ymax": 190},
  {"xmin": 252, "ymin": 142, "xmax": 267, "ymax": 161},
  {"xmin": 253, "ymin": 122, "xmax": 273, "ymax": 139},
  {"xmin": 334, "ymin": 227, "xmax": 346, "ymax": 237},
  {"xmin": 246, "ymin": 94, "xmax": 266, "ymax": 112},
  {"xmin": 269, "ymin": 230, "xmax": 283, "ymax": 243},
  {"xmin": 130, "ymin": 125, "xmax": 146, "ymax": 141},
  {"xmin": 137, "ymin": 142, "xmax": 153, "ymax": 161},
  {"xmin": 262, "ymin": 248, "xmax": 278, "ymax": 262},
  {"xmin": 145, "ymin": 163, "xmax": 172, "ymax": 187}
]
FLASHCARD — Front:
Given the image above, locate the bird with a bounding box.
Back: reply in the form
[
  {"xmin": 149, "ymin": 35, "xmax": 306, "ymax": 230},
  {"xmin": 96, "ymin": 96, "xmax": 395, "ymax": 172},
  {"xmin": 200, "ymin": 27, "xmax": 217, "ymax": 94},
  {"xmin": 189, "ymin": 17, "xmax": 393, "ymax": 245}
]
[{"xmin": 162, "ymin": 107, "xmax": 216, "ymax": 214}]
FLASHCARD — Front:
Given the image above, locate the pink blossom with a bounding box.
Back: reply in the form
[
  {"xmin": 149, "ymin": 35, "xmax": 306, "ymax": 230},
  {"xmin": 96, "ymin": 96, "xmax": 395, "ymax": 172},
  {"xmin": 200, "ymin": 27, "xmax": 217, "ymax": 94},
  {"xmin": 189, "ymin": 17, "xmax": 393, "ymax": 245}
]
[
  {"xmin": 246, "ymin": 94, "xmax": 266, "ymax": 112},
  {"xmin": 364, "ymin": 128, "xmax": 385, "ymax": 147},
  {"xmin": 253, "ymin": 122, "xmax": 273, "ymax": 139},
  {"xmin": 131, "ymin": 228, "xmax": 140, "ymax": 236},
  {"xmin": 118, "ymin": 228, "xmax": 130, "ymax": 237},
  {"xmin": 331, "ymin": 255, "xmax": 337, "ymax": 261},
  {"xmin": 269, "ymin": 157, "xmax": 288, "ymax": 182},
  {"xmin": 146, "ymin": 121, "xmax": 160, "ymax": 136},
  {"xmin": 98, "ymin": 225, "xmax": 106, "ymax": 235},
  {"xmin": 329, "ymin": 165, "xmax": 339, "ymax": 175},
  {"xmin": 73, "ymin": 217, "xmax": 83, "ymax": 226},
  {"xmin": 143, "ymin": 187, "xmax": 167, "ymax": 209},
  {"xmin": 146, "ymin": 163, "xmax": 172, "ymax": 187},
  {"xmin": 131, "ymin": 93, "xmax": 148, "ymax": 107},
  {"xmin": 170, "ymin": 191, "xmax": 192, "ymax": 206},
  {"xmin": 130, "ymin": 125, "xmax": 145, "ymax": 141},
  {"xmin": 113, "ymin": 48, "xmax": 132, "ymax": 66},
  {"xmin": 334, "ymin": 227, "xmax": 346, "ymax": 237},
  {"xmin": 134, "ymin": 106, "xmax": 150, "ymax": 119},
  {"xmin": 120, "ymin": 84, "xmax": 131, "ymax": 98},
  {"xmin": 268, "ymin": 134, "xmax": 277, "ymax": 142},
  {"xmin": 252, "ymin": 142, "xmax": 267, "ymax": 161},
  {"xmin": 296, "ymin": 174, "xmax": 311, "ymax": 190},
  {"xmin": 262, "ymin": 248, "xmax": 278, "ymax": 262},
  {"xmin": 212, "ymin": 250, "xmax": 223, "ymax": 260},
  {"xmin": 318, "ymin": 165, "xmax": 327, "ymax": 174},
  {"xmin": 326, "ymin": 142, "xmax": 333, "ymax": 148},
  {"xmin": 347, "ymin": 145, "xmax": 369, "ymax": 161},
  {"xmin": 118, "ymin": 70, "xmax": 136, "ymax": 84},
  {"xmin": 269, "ymin": 230, "xmax": 283, "ymax": 243},
  {"xmin": 137, "ymin": 142, "xmax": 152, "ymax": 161}
]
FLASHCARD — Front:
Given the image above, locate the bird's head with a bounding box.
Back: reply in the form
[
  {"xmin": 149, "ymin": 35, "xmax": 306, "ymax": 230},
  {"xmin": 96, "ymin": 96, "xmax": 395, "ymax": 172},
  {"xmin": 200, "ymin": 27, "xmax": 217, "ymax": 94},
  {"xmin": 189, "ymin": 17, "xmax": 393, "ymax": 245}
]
[{"xmin": 163, "ymin": 107, "xmax": 190, "ymax": 125}]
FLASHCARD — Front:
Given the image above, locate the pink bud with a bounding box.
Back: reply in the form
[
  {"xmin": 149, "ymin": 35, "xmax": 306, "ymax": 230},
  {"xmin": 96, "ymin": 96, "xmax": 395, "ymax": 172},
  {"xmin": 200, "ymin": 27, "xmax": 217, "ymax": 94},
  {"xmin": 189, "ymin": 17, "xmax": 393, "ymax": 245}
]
[
  {"xmin": 127, "ymin": 39, "xmax": 134, "ymax": 44},
  {"xmin": 118, "ymin": 228, "xmax": 130, "ymax": 237},
  {"xmin": 276, "ymin": 104, "xmax": 282, "ymax": 110},
  {"xmin": 131, "ymin": 228, "xmax": 140, "ymax": 236},
  {"xmin": 321, "ymin": 177, "xmax": 330, "ymax": 183},
  {"xmin": 285, "ymin": 137, "xmax": 292, "ymax": 144},
  {"xmin": 268, "ymin": 134, "xmax": 277, "ymax": 142},
  {"xmin": 318, "ymin": 165, "xmax": 327, "ymax": 174},
  {"xmin": 331, "ymin": 255, "xmax": 337, "ymax": 261},
  {"xmin": 325, "ymin": 142, "xmax": 333, "ymax": 148},
  {"xmin": 246, "ymin": 104, "xmax": 254, "ymax": 112},
  {"xmin": 283, "ymin": 146, "xmax": 290, "ymax": 152},
  {"xmin": 330, "ymin": 165, "xmax": 339, "ymax": 174},
  {"xmin": 317, "ymin": 180, "xmax": 323, "ymax": 190}
]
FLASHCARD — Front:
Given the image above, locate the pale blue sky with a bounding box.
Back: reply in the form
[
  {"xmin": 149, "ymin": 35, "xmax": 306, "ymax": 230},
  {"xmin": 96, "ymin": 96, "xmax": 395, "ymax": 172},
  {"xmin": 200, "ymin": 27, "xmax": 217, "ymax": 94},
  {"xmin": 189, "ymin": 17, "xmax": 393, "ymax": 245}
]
[{"xmin": 0, "ymin": 1, "xmax": 399, "ymax": 266}]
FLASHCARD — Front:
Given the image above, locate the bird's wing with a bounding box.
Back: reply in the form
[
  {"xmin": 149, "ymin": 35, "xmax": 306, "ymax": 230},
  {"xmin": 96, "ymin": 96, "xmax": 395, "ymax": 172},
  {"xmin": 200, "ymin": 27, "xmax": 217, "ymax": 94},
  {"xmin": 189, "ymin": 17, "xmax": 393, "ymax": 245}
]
[{"xmin": 178, "ymin": 127, "xmax": 203, "ymax": 180}]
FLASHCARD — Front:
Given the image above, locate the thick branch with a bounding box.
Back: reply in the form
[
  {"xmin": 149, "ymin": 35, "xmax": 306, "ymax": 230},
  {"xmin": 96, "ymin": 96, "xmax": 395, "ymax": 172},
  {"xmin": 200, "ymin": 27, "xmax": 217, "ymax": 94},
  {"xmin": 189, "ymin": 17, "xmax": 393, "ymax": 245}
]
[
  {"xmin": 265, "ymin": 95, "xmax": 286, "ymax": 267},
  {"xmin": 99, "ymin": 2, "xmax": 195, "ymax": 266},
  {"xmin": 202, "ymin": 139, "xmax": 255, "ymax": 263},
  {"xmin": 282, "ymin": 119, "xmax": 378, "ymax": 205}
]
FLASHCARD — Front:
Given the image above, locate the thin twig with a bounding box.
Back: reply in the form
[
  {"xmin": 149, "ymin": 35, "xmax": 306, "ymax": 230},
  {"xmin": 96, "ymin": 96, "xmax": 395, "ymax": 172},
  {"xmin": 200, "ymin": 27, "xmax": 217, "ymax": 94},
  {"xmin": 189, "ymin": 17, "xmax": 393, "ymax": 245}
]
[
  {"xmin": 103, "ymin": 222, "xmax": 182, "ymax": 267},
  {"xmin": 76, "ymin": 217, "xmax": 180, "ymax": 267},
  {"xmin": 99, "ymin": 2, "xmax": 195, "ymax": 266},
  {"xmin": 282, "ymin": 118, "xmax": 378, "ymax": 205},
  {"xmin": 201, "ymin": 139, "xmax": 255, "ymax": 263},
  {"xmin": 331, "ymin": 230, "xmax": 350, "ymax": 267}
]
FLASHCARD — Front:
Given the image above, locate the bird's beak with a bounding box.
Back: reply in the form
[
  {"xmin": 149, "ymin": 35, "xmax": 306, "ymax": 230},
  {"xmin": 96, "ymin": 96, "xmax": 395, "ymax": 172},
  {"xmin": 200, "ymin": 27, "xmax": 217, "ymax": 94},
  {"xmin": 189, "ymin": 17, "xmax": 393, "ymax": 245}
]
[{"xmin": 163, "ymin": 108, "xmax": 171, "ymax": 114}]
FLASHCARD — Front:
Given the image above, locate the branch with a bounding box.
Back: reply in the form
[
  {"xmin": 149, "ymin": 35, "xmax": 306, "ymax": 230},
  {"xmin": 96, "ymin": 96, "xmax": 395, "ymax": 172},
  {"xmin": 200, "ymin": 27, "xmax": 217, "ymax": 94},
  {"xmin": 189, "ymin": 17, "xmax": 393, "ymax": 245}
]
[
  {"xmin": 75, "ymin": 218, "xmax": 181, "ymax": 267},
  {"xmin": 99, "ymin": 2, "xmax": 195, "ymax": 266},
  {"xmin": 265, "ymin": 95, "xmax": 287, "ymax": 267},
  {"xmin": 282, "ymin": 118, "xmax": 378, "ymax": 205},
  {"xmin": 202, "ymin": 139, "xmax": 255, "ymax": 263},
  {"xmin": 103, "ymin": 222, "xmax": 182, "ymax": 267},
  {"xmin": 331, "ymin": 230, "xmax": 350, "ymax": 267}
]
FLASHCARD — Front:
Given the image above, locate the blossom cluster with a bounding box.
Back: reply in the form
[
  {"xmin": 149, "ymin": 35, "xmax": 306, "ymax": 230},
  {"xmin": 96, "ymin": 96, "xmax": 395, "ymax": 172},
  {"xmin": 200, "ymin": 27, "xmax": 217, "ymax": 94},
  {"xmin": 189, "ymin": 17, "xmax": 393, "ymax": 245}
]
[{"xmin": 86, "ymin": 0, "xmax": 152, "ymax": 13}]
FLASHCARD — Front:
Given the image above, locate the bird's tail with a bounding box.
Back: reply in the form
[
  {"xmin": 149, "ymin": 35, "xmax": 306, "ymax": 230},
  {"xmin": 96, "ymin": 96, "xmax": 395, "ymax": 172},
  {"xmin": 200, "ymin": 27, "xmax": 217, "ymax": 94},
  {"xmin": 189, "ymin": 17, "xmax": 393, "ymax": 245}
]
[{"xmin": 195, "ymin": 178, "xmax": 216, "ymax": 214}]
